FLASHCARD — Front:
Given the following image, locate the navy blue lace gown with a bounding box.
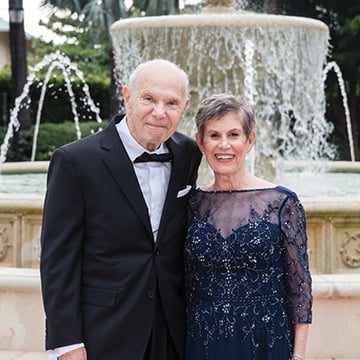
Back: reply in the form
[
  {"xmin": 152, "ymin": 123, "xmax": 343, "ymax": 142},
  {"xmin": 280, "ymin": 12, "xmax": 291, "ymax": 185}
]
[{"xmin": 184, "ymin": 186, "xmax": 312, "ymax": 360}]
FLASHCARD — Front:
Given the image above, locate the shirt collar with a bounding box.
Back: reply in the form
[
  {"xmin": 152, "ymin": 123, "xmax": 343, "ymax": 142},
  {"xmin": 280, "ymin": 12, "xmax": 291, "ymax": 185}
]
[{"xmin": 116, "ymin": 116, "xmax": 169, "ymax": 162}]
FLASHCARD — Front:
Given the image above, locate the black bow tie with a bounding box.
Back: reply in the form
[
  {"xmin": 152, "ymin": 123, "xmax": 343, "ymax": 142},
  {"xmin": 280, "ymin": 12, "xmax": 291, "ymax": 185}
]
[{"xmin": 134, "ymin": 152, "xmax": 174, "ymax": 163}]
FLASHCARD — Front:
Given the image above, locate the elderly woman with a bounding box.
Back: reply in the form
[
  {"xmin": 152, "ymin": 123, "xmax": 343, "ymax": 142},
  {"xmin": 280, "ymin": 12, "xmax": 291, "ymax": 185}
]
[{"xmin": 184, "ymin": 94, "xmax": 312, "ymax": 360}]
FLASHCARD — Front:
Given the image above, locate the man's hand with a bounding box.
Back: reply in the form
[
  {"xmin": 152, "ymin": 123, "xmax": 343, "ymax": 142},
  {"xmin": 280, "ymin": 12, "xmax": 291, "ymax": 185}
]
[{"xmin": 59, "ymin": 347, "xmax": 87, "ymax": 360}]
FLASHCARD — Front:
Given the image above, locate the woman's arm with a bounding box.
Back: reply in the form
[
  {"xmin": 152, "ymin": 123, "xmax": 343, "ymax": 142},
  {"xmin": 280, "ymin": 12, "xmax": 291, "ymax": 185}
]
[
  {"xmin": 292, "ymin": 323, "xmax": 309, "ymax": 359},
  {"xmin": 279, "ymin": 191, "xmax": 312, "ymax": 359}
]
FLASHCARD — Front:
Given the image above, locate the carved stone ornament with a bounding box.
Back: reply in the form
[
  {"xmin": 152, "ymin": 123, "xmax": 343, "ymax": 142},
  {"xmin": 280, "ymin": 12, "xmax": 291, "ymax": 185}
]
[
  {"xmin": 340, "ymin": 232, "xmax": 360, "ymax": 268},
  {"xmin": 0, "ymin": 228, "xmax": 10, "ymax": 262}
]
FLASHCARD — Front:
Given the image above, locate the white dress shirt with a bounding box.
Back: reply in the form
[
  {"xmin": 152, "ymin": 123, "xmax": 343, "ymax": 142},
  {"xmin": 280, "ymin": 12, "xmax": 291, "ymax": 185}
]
[
  {"xmin": 117, "ymin": 116, "xmax": 171, "ymax": 240},
  {"xmin": 48, "ymin": 117, "xmax": 172, "ymax": 359}
]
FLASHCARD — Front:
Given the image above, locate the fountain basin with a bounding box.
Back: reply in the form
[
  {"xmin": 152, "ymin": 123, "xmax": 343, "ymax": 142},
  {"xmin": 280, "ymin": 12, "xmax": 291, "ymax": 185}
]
[
  {"xmin": 278, "ymin": 160, "xmax": 360, "ymax": 197},
  {"xmin": 3, "ymin": 194, "xmax": 359, "ymax": 274},
  {"xmin": 0, "ymin": 161, "xmax": 359, "ymax": 274},
  {"xmin": 0, "ymin": 161, "xmax": 49, "ymax": 174},
  {"xmin": 0, "ymin": 162, "xmax": 48, "ymax": 196},
  {"xmin": 110, "ymin": 13, "xmax": 328, "ymax": 30},
  {"xmin": 1, "ymin": 170, "xmax": 358, "ymax": 196}
]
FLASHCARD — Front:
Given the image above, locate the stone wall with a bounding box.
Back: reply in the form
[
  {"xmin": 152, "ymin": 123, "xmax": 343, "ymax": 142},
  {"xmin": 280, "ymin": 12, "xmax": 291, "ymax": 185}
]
[
  {"xmin": 0, "ymin": 195, "xmax": 43, "ymax": 268},
  {"xmin": 1, "ymin": 268, "xmax": 359, "ymax": 358},
  {"xmin": 1, "ymin": 195, "xmax": 360, "ymax": 275},
  {"xmin": 303, "ymin": 197, "xmax": 360, "ymax": 274}
]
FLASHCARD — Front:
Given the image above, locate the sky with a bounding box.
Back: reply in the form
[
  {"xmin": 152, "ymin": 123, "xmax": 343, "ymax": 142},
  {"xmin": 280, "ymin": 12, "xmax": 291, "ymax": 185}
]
[
  {"xmin": 0, "ymin": 0, "xmax": 200, "ymax": 42},
  {"xmin": 0, "ymin": 0, "xmax": 53, "ymax": 41}
]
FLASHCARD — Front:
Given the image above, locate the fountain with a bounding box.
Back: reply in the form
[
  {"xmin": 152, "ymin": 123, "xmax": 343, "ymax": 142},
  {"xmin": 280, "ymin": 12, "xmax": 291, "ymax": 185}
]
[
  {"xmin": 0, "ymin": 52, "xmax": 103, "ymax": 164},
  {"xmin": 0, "ymin": 2, "xmax": 360, "ymax": 356},
  {"xmin": 110, "ymin": 2, "xmax": 339, "ymax": 180},
  {"xmin": 0, "ymin": 52, "xmax": 104, "ymax": 200}
]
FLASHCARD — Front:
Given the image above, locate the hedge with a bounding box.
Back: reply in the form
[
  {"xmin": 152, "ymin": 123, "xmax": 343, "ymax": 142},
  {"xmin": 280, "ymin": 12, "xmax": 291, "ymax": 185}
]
[
  {"xmin": 0, "ymin": 120, "xmax": 108, "ymax": 162},
  {"xmin": 0, "ymin": 65, "xmax": 110, "ymax": 125}
]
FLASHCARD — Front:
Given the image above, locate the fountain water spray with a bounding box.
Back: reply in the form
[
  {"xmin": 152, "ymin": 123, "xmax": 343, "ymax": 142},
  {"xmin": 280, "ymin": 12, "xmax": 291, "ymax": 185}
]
[
  {"xmin": 0, "ymin": 52, "xmax": 102, "ymax": 163},
  {"xmin": 322, "ymin": 61, "xmax": 355, "ymax": 162},
  {"xmin": 243, "ymin": 38, "xmax": 256, "ymax": 175}
]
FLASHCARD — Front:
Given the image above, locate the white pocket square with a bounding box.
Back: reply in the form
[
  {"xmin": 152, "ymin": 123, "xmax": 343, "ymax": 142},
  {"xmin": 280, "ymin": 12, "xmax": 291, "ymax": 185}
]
[{"xmin": 177, "ymin": 185, "xmax": 192, "ymax": 198}]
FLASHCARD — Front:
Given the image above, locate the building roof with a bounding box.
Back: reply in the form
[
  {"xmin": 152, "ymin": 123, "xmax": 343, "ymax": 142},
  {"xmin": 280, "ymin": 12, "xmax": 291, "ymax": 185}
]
[
  {"xmin": 0, "ymin": 17, "xmax": 9, "ymax": 32},
  {"xmin": 0, "ymin": 17, "xmax": 32, "ymax": 38}
]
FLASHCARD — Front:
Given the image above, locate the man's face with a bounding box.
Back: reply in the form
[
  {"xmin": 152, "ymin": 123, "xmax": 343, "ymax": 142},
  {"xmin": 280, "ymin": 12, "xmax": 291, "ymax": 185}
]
[{"xmin": 123, "ymin": 64, "xmax": 190, "ymax": 152}]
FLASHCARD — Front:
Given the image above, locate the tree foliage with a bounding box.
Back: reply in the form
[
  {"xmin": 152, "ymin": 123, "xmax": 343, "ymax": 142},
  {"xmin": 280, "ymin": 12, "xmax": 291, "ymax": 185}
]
[
  {"xmin": 29, "ymin": 16, "xmax": 109, "ymax": 78},
  {"xmin": 38, "ymin": 0, "xmax": 192, "ymax": 118},
  {"xmin": 39, "ymin": 0, "xmax": 128, "ymax": 43}
]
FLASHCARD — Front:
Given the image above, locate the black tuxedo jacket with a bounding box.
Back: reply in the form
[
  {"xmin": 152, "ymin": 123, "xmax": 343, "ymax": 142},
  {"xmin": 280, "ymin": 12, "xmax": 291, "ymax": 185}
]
[{"xmin": 40, "ymin": 116, "xmax": 202, "ymax": 359}]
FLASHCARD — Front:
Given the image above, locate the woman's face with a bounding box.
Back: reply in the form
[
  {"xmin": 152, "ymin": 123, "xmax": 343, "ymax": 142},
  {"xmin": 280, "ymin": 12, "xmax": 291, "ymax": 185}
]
[{"xmin": 196, "ymin": 112, "xmax": 255, "ymax": 177}]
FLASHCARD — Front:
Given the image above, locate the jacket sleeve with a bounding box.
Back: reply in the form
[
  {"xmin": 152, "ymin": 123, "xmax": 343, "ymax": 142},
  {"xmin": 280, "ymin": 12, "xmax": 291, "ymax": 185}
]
[{"xmin": 40, "ymin": 147, "xmax": 85, "ymax": 349}]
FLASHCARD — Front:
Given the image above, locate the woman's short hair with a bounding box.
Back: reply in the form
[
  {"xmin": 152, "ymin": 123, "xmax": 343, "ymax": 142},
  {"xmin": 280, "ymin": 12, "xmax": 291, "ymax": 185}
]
[{"xmin": 195, "ymin": 94, "xmax": 256, "ymax": 142}]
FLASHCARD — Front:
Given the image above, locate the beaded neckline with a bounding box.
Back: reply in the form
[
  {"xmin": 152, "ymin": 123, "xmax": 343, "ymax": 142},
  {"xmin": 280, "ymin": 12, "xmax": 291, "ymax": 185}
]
[{"xmin": 197, "ymin": 185, "xmax": 279, "ymax": 193}]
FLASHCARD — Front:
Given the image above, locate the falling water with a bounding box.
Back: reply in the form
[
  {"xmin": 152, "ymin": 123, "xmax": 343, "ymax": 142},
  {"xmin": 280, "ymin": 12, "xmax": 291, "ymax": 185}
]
[
  {"xmin": 243, "ymin": 39, "xmax": 257, "ymax": 105},
  {"xmin": 0, "ymin": 52, "xmax": 102, "ymax": 163},
  {"xmin": 322, "ymin": 61, "xmax": 355, "ymax": 162},
  {"xmin": 243, "ymin": 38, "xmax": 256, "ymax": 175},
  {"xmin": 111, "ymin": 13, "xmax": 337, "ymax": 179}
]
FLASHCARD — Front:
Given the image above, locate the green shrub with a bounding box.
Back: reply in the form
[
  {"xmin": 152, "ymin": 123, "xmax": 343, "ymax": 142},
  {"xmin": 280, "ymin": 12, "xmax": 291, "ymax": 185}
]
[
  {"xmin": 0, "ymin": 120, "xmax": 108, "ymax": 162},
  {"xmin": 0, "ymin": 68, "xmax": 110, "ymax": 125}
]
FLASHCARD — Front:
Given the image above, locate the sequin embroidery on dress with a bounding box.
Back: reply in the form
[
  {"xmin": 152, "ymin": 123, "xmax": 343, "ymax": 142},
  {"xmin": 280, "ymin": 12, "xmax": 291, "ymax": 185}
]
[{"xmin": 184, "ymin": 186, "xmax": 312, "ymax": 360}]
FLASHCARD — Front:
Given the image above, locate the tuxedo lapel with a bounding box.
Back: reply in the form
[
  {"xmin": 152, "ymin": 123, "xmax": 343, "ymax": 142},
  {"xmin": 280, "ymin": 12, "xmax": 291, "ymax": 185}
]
[
  {"xmin": 156, "ymin": 136, "xmax": 188, "ymax": 242},
  {"xmin": 99, "ymin": 119, "xmax": 153, "ymax": 237}
]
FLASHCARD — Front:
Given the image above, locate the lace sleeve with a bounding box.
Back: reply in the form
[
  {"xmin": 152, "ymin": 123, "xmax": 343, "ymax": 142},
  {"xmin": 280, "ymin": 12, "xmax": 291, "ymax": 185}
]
[{"xmin": 279, "ymin": 192, "xmax": 312, "ymax": 324}]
